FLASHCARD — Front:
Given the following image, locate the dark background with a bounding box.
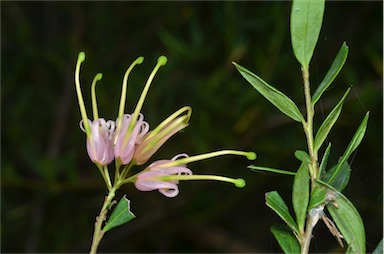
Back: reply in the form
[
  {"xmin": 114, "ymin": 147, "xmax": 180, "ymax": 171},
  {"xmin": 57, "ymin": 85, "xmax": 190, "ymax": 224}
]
[{"xmin": 1, "ymin": 1, "xmax": 382, "ymax": 253}]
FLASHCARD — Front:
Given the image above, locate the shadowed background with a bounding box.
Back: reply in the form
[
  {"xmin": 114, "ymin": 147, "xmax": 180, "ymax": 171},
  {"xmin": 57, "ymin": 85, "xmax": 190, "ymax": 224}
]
[{"xmin": 1, "ymin": 2, "xmax": 382, "ymax": 253}]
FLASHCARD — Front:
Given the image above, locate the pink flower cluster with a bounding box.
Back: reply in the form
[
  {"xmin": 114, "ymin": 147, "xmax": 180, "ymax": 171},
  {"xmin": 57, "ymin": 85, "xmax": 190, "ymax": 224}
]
[
  {"xmin": 75, "ymin": 52, "xmax": 253, "ymax": 197},
  {"xmin": 80, "ymin": 113, "xmax": 150, "ymax": 166}
]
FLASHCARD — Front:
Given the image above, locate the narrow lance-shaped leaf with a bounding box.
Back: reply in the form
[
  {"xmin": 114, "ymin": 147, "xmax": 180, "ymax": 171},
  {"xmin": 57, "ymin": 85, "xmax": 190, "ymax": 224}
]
[
  {"xmin": 308, "ymin": 184, "xmax": 327, "ymax": 210},
  {"xmin": 292, "ymin": 161, "xmax": 310, "ymax": 233},
  {"xmin": 249, "ymin": 165, "xmax": 296, "ymax": 176},
  {"xmin": 319, "ymin": 181, "xmax": 366, "ymax": 253},
  {"xmin": 234, "ymin": 62, "xmax": 305, "ymax": 123},
  {"xmin": 314, "ymin": 88, "xmax": 351, "ymax": 151},
  {"xmin": 271, "ymin": 224, "xmax": 301, "ymax": 254},
  {"xmin": 291, "ymin": 0, "xmax": 325, "ymax": 68},
  {"xmin": 323, "ymin": 161, "xmax": 351, "ymax": 192},
  {"xmin": 328, "ymin": 112, "xmax": 369, "ymax": 185},
  {"xmin": 103, "ymin": 195, "xmax": 136, "ymax": 232},
  {"xmin": 318, "ymin": 142, "xmax": 332, "ymax": 178},
  {"xmin": 265, "ymin": 191, "xmax": 299, "ymax": 234},
  {"xmin": 312, "ymin": 42, "xmax": 349, "ymax": 104}
]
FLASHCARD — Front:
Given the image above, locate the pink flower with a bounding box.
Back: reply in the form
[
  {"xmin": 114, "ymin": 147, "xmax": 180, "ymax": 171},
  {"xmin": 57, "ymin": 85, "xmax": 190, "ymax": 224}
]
[
  {"xmin": 80, "ymin": 118, "xmax": 115, "ymax": 166},
  {"xmin": 113, "ymin": 113, "xmax": 149, "ymax": 165},
  {"xmin": 135, "ymin": 154, "xmax": 192, "ymax": 197},
  {"xmin": 131, "ymin": 150, "xmax": 256, "ymax": 197}
]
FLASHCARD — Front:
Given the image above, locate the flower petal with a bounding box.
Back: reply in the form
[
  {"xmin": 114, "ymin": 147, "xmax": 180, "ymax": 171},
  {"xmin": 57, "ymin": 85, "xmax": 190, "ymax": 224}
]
[
  {"xmin": 85, "ymin": 118, "xmax": 114, "ymax": 165},
  {"xmin": 114, "ymin": 113, "xmax": 149, "ymax": 164}
]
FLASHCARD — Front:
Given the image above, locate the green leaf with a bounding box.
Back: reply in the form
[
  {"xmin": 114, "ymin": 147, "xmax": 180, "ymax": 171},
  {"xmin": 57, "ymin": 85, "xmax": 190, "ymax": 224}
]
[
  {"xmin": 323, "ymin": 161, "xmax": 351, "ymax": 191},
  {"xmin": 292, "ymin": 161, "xmax": 310, "ymax": 233},
  {"xmin": 265, "ymin": 191, "xmax": 299, "ymax": 234},
  {"xmin": 249, "ymin": 165, "xmax": 296, "ymax": 176},
  {"xmin": 318, "ymin": 142, "xmax": 332, "ymax": 178},
  {"xmin": 271, "ymin": 224, "xmax": 301, "ymax": 254},
  {"xmin": 314, "ymin": 88, "xmax": 350, "ymax": 151},
  {"xmin": 294, "ymin": 150, "xmax": 310, "ymax": 162},
  {"xmin": 320, "ymin": 182, "xmax": 366, "ymax": 253},
  {"xmin": 327, "ymin": 112, "xmax": 369, "ymax": 185},
  {"xmin": 103, "ymin": 195, "xmax": 136, "ymax": 233},
  {"xmin": 290, "ymin": 0, "xmax": 325, "ymax": 68},
  {"xmin": 372, "ymin": 239, "xmax": 383, "ymax": 254},
  {"xmin": 312, "ymin": 42, "xmax": 349, "ymax": 104},
  {"xmin": 308, "ymin": 184, "xmax": 327, "ymax": 210},
  {"xmin": 233, "ymin": 62, "xmax": 305, "ymax": 123}
]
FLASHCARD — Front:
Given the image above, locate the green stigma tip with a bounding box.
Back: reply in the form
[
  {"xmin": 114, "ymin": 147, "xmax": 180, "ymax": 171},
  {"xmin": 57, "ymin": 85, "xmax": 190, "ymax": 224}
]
[
  {"xmin": 136, "ymin": 56, "xmax": 144, "ymax": 64},
  {"xmin": 235, "ymin": 178, "xmax": 246, "ymax": 188},
  {"xmin": 78, "ymin": 52, "xmax": 85, "ymax": 62},
  {"xmin": 96, "ymin": 73, "xmax": 103, "ymax": 80},
  {"xmin": 247, "ymin": 152, "xmax": 257, "ymax": 160},
  {"xmin": 158, "ymin": 55, "xmax": 167, "ymax": 66}
]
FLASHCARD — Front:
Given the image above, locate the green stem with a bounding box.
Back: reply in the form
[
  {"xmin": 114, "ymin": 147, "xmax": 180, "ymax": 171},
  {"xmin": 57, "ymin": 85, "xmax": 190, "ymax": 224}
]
[
  {"xmin": 300, "ymin": 210, "xmax": 317, "ymax": 254},
  {"xmin": 300, "ymin": 67, "xmax": 320, "ymax": 254},
  {"xmin": 301, "ymin": 67, "xmax": 318, "ymax": 185},
  {"xmin": 119, "ymin": 163, "xmax": 134, "ymax": 182},
  {"xmin": 89, "ymin": 187, "xmax": 117, "ymax": 254}
]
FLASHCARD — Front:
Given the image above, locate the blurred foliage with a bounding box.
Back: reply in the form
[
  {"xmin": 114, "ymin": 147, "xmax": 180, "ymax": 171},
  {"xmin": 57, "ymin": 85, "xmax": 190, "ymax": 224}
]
[{"xmin": 1, "ymin": 2, "xmax": 382, "ymax": 253}]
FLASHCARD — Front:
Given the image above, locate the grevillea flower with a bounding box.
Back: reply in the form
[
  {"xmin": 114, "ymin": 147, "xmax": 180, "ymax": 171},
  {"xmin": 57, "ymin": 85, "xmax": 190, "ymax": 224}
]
[
  {"xmin": 133, "ymin": 150, "xmax": 256, "ymax": 197},
  {"xmin": 133, "ymin": 106, "xmax": 192, "ymax": 165},
  {"xmin": 135, "ymin": 154, "xmax": 192, "ymax": 197},
  {"xmin": 75, "ymin": 52, "xmax": 114, "ymax": 166},
  {"xmin": 80, "ymin": 118, "xmax": 115, "ymax": 165}
]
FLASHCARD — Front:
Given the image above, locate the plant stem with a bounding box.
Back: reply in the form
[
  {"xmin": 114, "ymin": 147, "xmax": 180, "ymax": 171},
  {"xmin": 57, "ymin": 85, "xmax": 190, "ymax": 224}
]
[
  {"xmin": 301, "ymin": 67, "xmax": 318, "ymax": 186},
  {"xmin": 300, "ymin": 67, "xmax": 320, "ymax": 253},
  {"xmin": 89, "ymin": 187, "xmax": 117, "ymax": 254},
  {"xmin": 300, "ymin": 209, "xmax": 321, "ymax": 254}
]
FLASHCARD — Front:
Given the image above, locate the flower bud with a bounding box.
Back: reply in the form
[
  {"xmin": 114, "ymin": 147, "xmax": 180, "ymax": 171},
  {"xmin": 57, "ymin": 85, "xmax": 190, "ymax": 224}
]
[{"xmin": 80, "ymin": 118, "xmax": 114, "ymax": 166}]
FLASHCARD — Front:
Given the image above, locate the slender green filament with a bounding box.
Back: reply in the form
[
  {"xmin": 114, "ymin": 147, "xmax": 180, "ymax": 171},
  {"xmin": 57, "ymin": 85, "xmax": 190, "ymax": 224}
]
[
  {"xmin": 75, "ymin": 52, "xmax": 91, "ymax": 136},
  {"xmin": 159, "ymin": 175, "xmax": 246, "ymax": 188},
  {"xmin": 91, "ymin": 73, "xmax": 103, "ymax": 120},
  {"xmin": 124, "ymin": 56, "xmax": 168, "ymax": 144},
  {"xmin": 141, "ymin": 116, "xmax": 187, "ymax": 155},
  {"xmin": 157, "ymin": 150, "xmax": 257, "ymax": 168},
  {"xmin": 116, "ymin": 56, "xmax": 144, "ymax": 132},
  {"xmin": 145, "ymin": 106, "xmax": 192, "ymax": 140}
]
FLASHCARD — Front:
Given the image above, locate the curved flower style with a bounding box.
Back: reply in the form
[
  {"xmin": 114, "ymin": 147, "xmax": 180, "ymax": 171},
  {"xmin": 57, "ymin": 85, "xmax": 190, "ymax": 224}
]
[
  {"xmin": 114, "ymin": 113, "xmax": 149, "ymax": 165},
  {"xmin": 133, "ymin": 106, "xmax": 192, "ymax": 165},
  {"xmin": 112, "ymin": 56, "xmax": 167, "ymax": 166},
  {"xmin": 133, "ymin": 150, "xmax": 256, "ymax": 197},
  {"xmin": 80, "ymin": 119, "xmax": 115, "ymax": 165},
  {"xmin": 135, "ymin": 154, "xmax": 192, "ymax": 197}
]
